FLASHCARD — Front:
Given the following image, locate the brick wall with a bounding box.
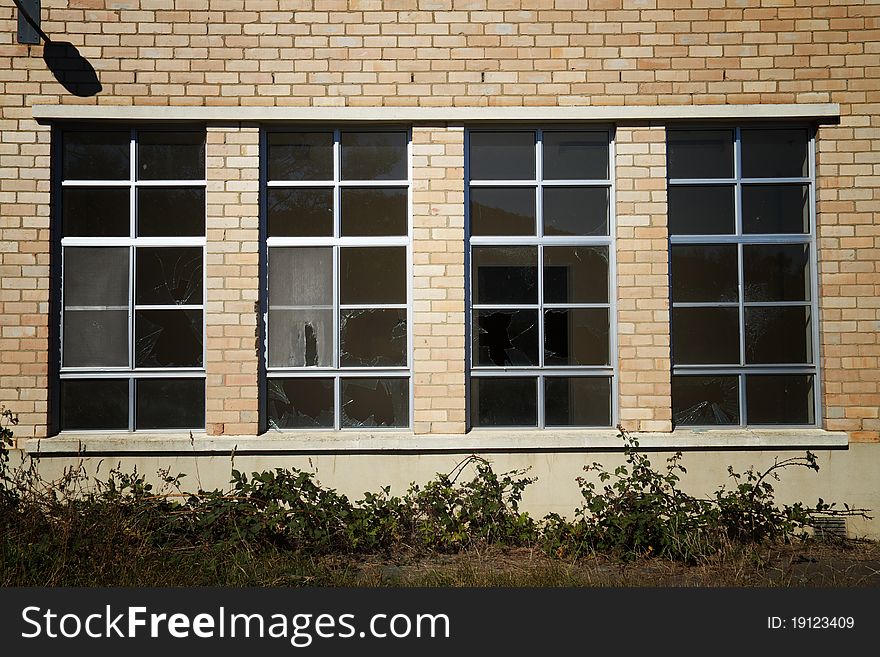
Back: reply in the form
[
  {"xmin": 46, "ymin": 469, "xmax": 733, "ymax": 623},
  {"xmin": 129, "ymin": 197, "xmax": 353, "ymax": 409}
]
[{"xmin": 0, "ymin": 1, "xmax": 878, "ymax": 441}]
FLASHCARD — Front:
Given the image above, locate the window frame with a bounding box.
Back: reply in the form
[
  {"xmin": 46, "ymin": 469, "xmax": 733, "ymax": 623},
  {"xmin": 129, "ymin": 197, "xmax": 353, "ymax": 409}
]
[
  {"xmin": 261, "ymin": 126, "xmax": 414, "ymax": 431},
  {"xmin": 54, "ymin": 124, "xmax": 208, "ymax": 433},
  {"xmin": 465, "ymin": 125, "xmax": 618, "ymax": 430},
  {"xmin": 668, "ymin": 124, "xmax": 822, "ymax": 429}
]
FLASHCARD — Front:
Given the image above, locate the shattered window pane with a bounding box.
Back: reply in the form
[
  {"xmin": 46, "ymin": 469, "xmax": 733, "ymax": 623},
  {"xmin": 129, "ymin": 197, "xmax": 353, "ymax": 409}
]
[
  {"xmin": 268, "ymin": 188, "xmax": 334, "ymax": 237},
  {"xmin": 745, "ymin": 306, "xmax": 812, "ymax": 365},
  {"xmin": 268, "ymin": 132, "xmax": 334, "ymax": 181},
  {"xmin": 672, "ymin": 307, "xmax": 740, "ymax": 365},
  {"xmin": 745, "ymin": 374, "xmax": 814, "ymax": 425},
  {"xmin": 542, "ymin": 186, "xmax": 608, "ymax": 237},
  {"xmin": 63, "ymin": 188, "xmax": 130, "ymax": 237},
  {"xmin": 136, "ymin": 378, "xmax": 204, "ymax": 429},
  {"xmin": 269, "ymin": 247, "xmax": 333, "ymax": 307},
  {"xmin": 544, "ymin": 246, "xmax": 608, "ymax": 304},
  {"xmin": 60, "ymin": 379, "xmax": 129, "ymax": 430},
  {"xmin": 667, "ymin": 129, "xmax": 734, "ymax": 179},
  {"xmin": 136, "ymin": 247, "xmax": 203, "ymax": 305},
  {"xmin": 341, "ymin": 377, "xmax": 408, "ymax": 428},
  {"xmin": 470, "ymin": 377, "xmax": 537, "ymax": 427},
  {"xmin": 472, "ymin": 246, "xmax": 538, "ymax": 305},
  {"xmin": 742, "ymin": 184, "xmax": 809, "ymax": 234},
  {"xmin": 544, "ymin": 308, "xmax": 609, "ymax": 366},
  {"xmin": 340, "ymin": 187, "xmax": 407, "ymax": 237},
  {"xmin": 63, "ymin": 310, "xmax": 128, "ymax": 368},
  {"xmin": 63, "ymin": 131, "xmax": 130, "ymax": 180},
  {"xmin": 743, "ymin": 243, "xmax": 810, "ymax": 302},
  {"xmin": 470, "ymin": 187, "xmax": 536, "ymax": 236},
  {"xmin": 544, "ymin": 377, "xmax": 611, "ymax": 427},
  {"xmin": 668, "ymin": 185, "xmax": 735, "ymax": 235},
  {"xmin": 542, "ymin": 131, "xmax": 608, "ymax": 180},
  {"xmin": 268, "ymin": 378, "xmax": 335, "ymax": 429},
  {"xmin": 671, "ymin": 244, "xmax": 738, "ymax": 303},
  {"xmin": 672, "ymin": 375, "xmax": 740, "ymax": 426},
  {"xmin": 138, "ymin": 131, "xmax": 205, "ymax": 180},
  {"xmin": 473, "ymin": 310, "xmax": 539, "ymax": 367},
  {"xmin": 138, "ymin": 187, "xmax": 205, "ymax": 237},
  {"xmin": 268, "ymin": 309, "xmax": 333, "ymax": 368},
  {"xmin": 340, "ymin": 309, "xmax": 407, "ymax": 368},
  {"xmin": 469, "ymin": 131, "xmax": 535, "ymax": 180},
  {"xmin": 340, "ymin": 247, "xmax": 406, "ymax": 305},
  {"xmin": 341, "ymin": 131, "xmax": 407, "ymax": 181},
  {"xmin": 64, "ymin": 247, "xmax": 129, "ymax": 307},
  {"xmin": 135, "ymin": 309, "xmax": 203, "ymax": 368}
]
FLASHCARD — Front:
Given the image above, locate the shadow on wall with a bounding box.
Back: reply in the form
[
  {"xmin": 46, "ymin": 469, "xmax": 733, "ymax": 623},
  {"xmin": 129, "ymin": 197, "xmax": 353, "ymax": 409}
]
[{"xmin": 42, "ymin": 41, "xmax": 102, "ymax": 98}]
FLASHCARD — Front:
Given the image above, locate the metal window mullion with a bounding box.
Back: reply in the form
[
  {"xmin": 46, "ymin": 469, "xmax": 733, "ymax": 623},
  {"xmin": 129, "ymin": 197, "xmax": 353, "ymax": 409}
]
[
  {"xmin": 734, "ymin": 128, "xmax": 748, "ymax": 427},
  {"xmin": 134, "ymin": 179, "xmax": 207, "ymax": 187},
  {"xmin": 535, "ymin": 131, "xmax": 546, "ymax": 427},
  {"xmin": 608, "ymin": 128, "xmax": 618, "ymax": 427},
  {"xmin": 808, "ymin": 127, "xmax": 821, "ymax": 426}
]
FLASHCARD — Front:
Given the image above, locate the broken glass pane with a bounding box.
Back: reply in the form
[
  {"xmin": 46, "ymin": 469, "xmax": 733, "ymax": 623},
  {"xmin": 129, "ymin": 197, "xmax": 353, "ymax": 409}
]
[
  {"xmin": 269, "ymin": 247, "xmax": 333, "ymax": 307},
  {"xmin": 544, "ymin": 308, "xmax": 609, "ymax": 366},
  {"xmin": 138, "ymin": 187, "xmax": 205, "ymax": 237},
  {"xmin": 340, "ymin": 187, "xmax": 407, "ymax": 237},
  {"xmin": 341, "ymin": 131, "xmax": 407, "ymax": 181},
  {"xmin": 672, "ymin": 375, "xmax": 739, "ymax": 426},
  {"xmin": 62, "ymin": 187, "xmax": 130, "ymax": 237},
  {"xmin": 745, "ymin": 306, "xmax": 812, "ymax": 364},
  {"xmin": 743, "ymin": 243, "xmax": 810, "ymax": 302},
  {"xmin": 60, "ymin": 378, "xmax": 129, "ymax": 430},
  {"xmin": 340, "ymin": 309, "xmax": 407, "ymax": 367},
  {"xmin": 268, "ymin": 132, "xmax": 334, "ymax": 181},
  {"xmin": 136, "ymin": 247, "xmax": 203, "ymax": 305},
  {"xmin": 741, "ymin": 128, "xmax": 808, "ymax": 179},
  {"xmin": 746, "ymin": 374, "xmax": 814, "ymax": 425},
  {"xmin": 138, "ymin": 131, "xmax": 205, "ymax": 180},
  {"xmin": 672, "ymin": 306, "xmax": 740, "ymax": 365},
  {"xmin": 136, "ymin": 378, "xmax": 204, "ymax": 429},
  {"xmin": 135, "ymin": 309, "xmax": 203, "ymax": 368},
  {"xmin": 543, "ymin": 187, "xmax": 608, "ymax": 236},
  {"xmin": 545, "ymin": 376, "xmax": 611, "ymax": 427},
  {"xmin": 63, "ymin": 247, "xmax": 129, "ymax": 307},
  {"xmin": 473, "ymin": 310, "xmax": 539, "ymax": 366},
  {"xmin": 542, "ymin": 131, "xmax": 608, "ymax": 180},
  {"xmin": 267, "ymin": 188, "xmax": 333, "ymax": 237},
  {"xmin": 340, "ymin": 247, "xmax": 406, "ymax": 305},
  {"xmin": 667, "ymin": 129, "xmax": 734, "ymax": 179},
  {"xmin": 472, "ymin": 246, "xmax": 538, "ymax": 305},
  {"xmin": 63, "ymin": 131, "xmax": 130, "ymax": 180},
  {"xmin": 668, "ymin": 185, "xmax": 735, "ymax": 235},
  {"xmin": 341, "ymin": 377, "xmax": 408, "ymax": 428},
  {"xmin": 470, "ymin": 187, "xmax": 536, "ymax": 236},
  {"xmin": 544, "ymin": 246, "xmax": 608, "ymax": 304},
  {"xmin": 742, "ymin": 184, "xmax": 809, "ymax": 234},
  {"xmin": 268, "ymin": 378, "xmax": 334, "ymax": 429},
  {"xmin": 63, "ymin": 310, "xmax": 128, "ymax": 368},
  {"xmin": 670, "ymin": 244, "xmax": 738, "ymax": 303},
  {"xmin": 469, "ymin": 131, "xmax": 535, "ymax": 180},
  {"xmin": 470, "ymin": 377, "xmax": 537, "ymax": 427},
  {"xmin": 268, "ymin": 309, "xmax": 333, "ymax": 368}
]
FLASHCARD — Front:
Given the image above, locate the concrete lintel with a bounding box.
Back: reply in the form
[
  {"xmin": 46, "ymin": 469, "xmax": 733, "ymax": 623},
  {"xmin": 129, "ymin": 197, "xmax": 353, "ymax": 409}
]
[
  {"xmin": 26, "ymin": 429, "xmax": 849, "ymax": 455},
  {"xmin": 32, "ymin": 103, "xmax": 841, "ymax": 124}
]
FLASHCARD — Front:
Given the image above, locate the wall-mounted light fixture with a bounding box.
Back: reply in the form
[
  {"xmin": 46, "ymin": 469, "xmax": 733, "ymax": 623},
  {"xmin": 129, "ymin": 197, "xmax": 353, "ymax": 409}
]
[{"xmin": 14, "ymin": 0, "xmax": 44, "ymax": 45}]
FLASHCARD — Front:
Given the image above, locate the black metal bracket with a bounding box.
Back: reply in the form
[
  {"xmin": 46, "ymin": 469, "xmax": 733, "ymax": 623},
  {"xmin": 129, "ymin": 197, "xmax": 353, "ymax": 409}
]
[{"xmin": 15, "ymin": 0, "xmax": 44, "ymax": 45}]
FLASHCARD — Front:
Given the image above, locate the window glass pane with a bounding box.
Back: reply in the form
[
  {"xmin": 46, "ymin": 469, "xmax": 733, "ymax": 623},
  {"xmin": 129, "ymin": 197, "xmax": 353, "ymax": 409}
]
[
  {"xmin": 470, "ymin": 377, "xmax": 537, "ymax": 427},
  {"xmin": 672, "ymin": 307, "xmax": 740, "ymax": 365},
  {"xmin": 741, "ymin": 128, "xmax": 808, "ymax": 178},
  {"xmin": 63, "ymin": 246, "xmax": 129, "ymax": 307},
  {"xmin": 62, "ymin": 188, "xmax": 130, "ymax": 237},
  {"xmin": 745, "ymin": 306, "xmax": 812, "ymax": 364},
  {"xmin": 545, "ymin": 377, "xmax": 611, "ymax": 427},
  {"xmin": 63, "ymin": 310, "xmax": 128, "ymax": 368},
  {"xmin": 63, "ymin": 131, "xmax": 130, "ymax": 180},
  {"xmin": 269, "ymin": 247, "xmax": 332, "ymax": 307},
  {"xmin": 60, "ymin": 379, "xmax": 129, "ymax": 430},
  {"xmin": 544, "ymin": 308, "xmax": 609, "ymax": 366},
  {"xmin": 268, "ymin": 378, "xmax": 335, "ymax": 429},
  {"xmin": 135, "ymin": 309, "xmax": 203, "ymax": 368},
  {"xmin": 473, "ymin": 310, "xmax": 539, "ymax": 367},
  {"xmin": 668, "ymin": 185, "xmax": 735, "ymax": 235},
  {"xmin": 341, "ymin": 377, "xmax": 409, "ymax": 428},
  {"xmin": 543, "ymin": 187, "xmax": 608, "ymax": 237},
  {"xmin": 544, "ymin": 246, "xmax": 608, "ymax": 304},
  {"xmin": 472, "ymin": 246, "xmax": 537, "ymax": 305},
  {"xmin": 542, "ymin": 131, "xmax": 608, "ymax": 180},
  {"xmin": 670, "ymin": 244, "xmax": 738, "ymax": 303},
  {"xmin": 340, "ymin": 247, "xmax": 406, "ymax": 305},
  {"xmin": 667, "ymin": 129, "xmax": 733, "ymax": 179},
  {"xmin": 742, "ymin": 184, "xmax": 809, "ymax": 234},
  {"xmin": 743, "ymin": 244, "xmax": 810, "ymax": 302},
  {"xmin": 267, "ymin": 188, "xmax": 333, "ymax": 237},
  {"xmin": 672, "ymin": 375, "xmax": 739, "ymax": 426},
  {"xmin": 268, "ymin": 309, "xmax": 333, "ymax": 368},
  {"xmin": 746, "ymin": 374, "xmax": 814, "ymax": 425},
  {"xmin": 137, "ymin": 131, "xmax": 205, "ymax": 180},
  {"xmin": 469, "ymin": 131, "xmax": 535, "ymax": 180},
  {"xmin": 340, "ymin": 309, "xmax": 407, "ymax": 367},
  {"xmin": 341, "ymin": 131, "xmax": 407, "ymax": 181},
  {"xmin": 137, "ymin": 187, "xmax": 205, "ymax": 237},
  {"xmin": 268, "ymin": 132, "xmax": 333, "ymax": 181},
  {"xmin": 470, "ymin": 187, "xmax": 536, "ymax": 236},
  {"xmin": 136, "ymin": 247, "xmax": 203, "ymax": 305},
  {"xmin": 136, "ymin": 378, "xmax": 204, "ymax": 429},
  {"xmin": 341, "ymin": 187, "xmax": 407, "ymax": 237}
]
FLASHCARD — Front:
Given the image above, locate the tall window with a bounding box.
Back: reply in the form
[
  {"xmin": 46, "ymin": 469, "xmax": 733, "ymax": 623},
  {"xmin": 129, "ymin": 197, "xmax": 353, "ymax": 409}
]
[
  {"xmin": 58, "ymin": 128, "xmax": 206, "ymax": 431},
  {"xmin": 467, "ymin": 129, "xmax": 614, "ymax": 428},
  {"xmin": 668, "ymin": 127, "xmax": 818, "ymax": 426},
  {"xmin": 264, "ymin": 129, "xmax": 411, "ymax": 429}
]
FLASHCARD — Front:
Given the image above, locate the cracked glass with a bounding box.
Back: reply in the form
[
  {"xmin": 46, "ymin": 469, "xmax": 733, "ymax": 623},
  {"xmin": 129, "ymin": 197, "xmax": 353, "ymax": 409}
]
[
  {"xmin": 472, "ymin": 246, "xmax": 538, "ymax": 305},
  {"xmin": 743, "ymin": 243, "xmax": 810, "ymax": 302},
  {"xmin": 544, "ymin": 246, "xmax": 608, "ymax": 304},
  {"xmin": 341, "ymin": 377, "xmax": 408, "ymax": 428},
  {"xmin": 745, "ymin": 306, "xmax": 812, "ymax": 365},
  {"xmin": 544, "ymin": 308, "xmax": 610, "ymax": 367},
  {"xmin": 672, "ymin": 375, "xmax": 740, "ymax": 426},
  {"xmin": 473, "ymin": 310, "xmax": 539, "ymax": 367},
  {"xmin": 671, "ymin": 244, "xmax": 738, "ymax": 303},
  {"xmin": 340, "ymin": 309, "xmax": 407, "ymax": 368},
  {"xmin": 268, "ymin": 378, "xmax": 335, "ymax": 429},
  {"xmin": 136, "ymin": 247, "xmax": 203, "ymax": 306}
]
